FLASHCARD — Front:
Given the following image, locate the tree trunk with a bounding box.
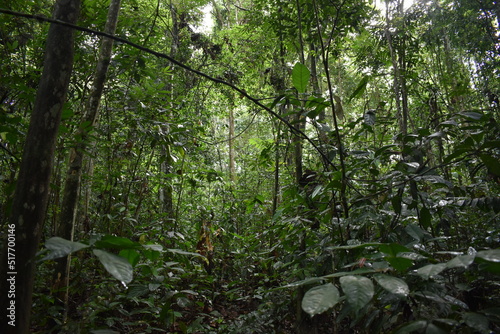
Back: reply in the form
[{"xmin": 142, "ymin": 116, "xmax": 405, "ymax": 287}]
[
  {"xmin": 0, "ymin": 0, "xmax": 80, "ymax": 333},
  {"xmin": 52, "ymin": 0, "xmax": 121, "ymax": 322},
  {"xmin": 385, "ymin": 1, "xmax": 408, "ymax": 136},
  {"xmin": 229, "ymin": 105, "xmax": 236, "ymax": 182}
]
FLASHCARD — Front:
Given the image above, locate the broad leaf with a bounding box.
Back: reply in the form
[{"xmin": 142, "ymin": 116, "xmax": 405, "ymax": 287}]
[
  {"xmin": 419, "ymin": 206, "xmax": 432, "ymax": 229},
  {"xmin": 373, "ymin": 274, "xmax": 409, "ymax": 297},
  {"xmin": 379, "ymin": 243, "xmax": 411, "ymax": 257},
  {"xmin": 119, "ymin": 249, "xmax": 141, "ymax": 267},
  {"xmin": 167, "ymin": 248, "xmax": 204, "ymax": 257},
  {"xmin": 339, "ymin": 275, "xmax": 374, "ymax": 312},
  {"xmin": 479, "ymin": 153, "xmax": 500, "ymax": 177},
  {"xmin": 463, "ymin": 312, "xmax": 490, "ymax": 333},
  {"xmin": 416, "ymin": 263, "xmax": 446, "ymax": 280},
  {"xmin": 476, "ymin": 249, "xmax": 500, "ymax": 262},
  {"xmin": 348, "ymin": 75, "xmax": 369, "ymax": 102},
  {"xmin": 292, "ymin": 63, "xmax": 310, "ymax": 94},
  {"xmin": 95, "ymin": 235, "xmax": 141, "ymax": 250},
  {"xmin": 446, "ymin": 254, "xmax": 475, "ymax": 269},
  {"xmin": 395, "ymin": 320, "xmax": 428, "ymax": 333},
  {"xmin": 459, "ymin": 111, "xmax": 483, "ymax": 120},
  {"xmin": 386, "ymin": 257, "xmax": 414, "ymax": 272},
  {"xmin": 301, "ymin": 283, "xmax": 340, "ymax": 317},
  {"xmin": 323, "ymin": 267, "xmax": 375, "ymax": 279},
  {"xmin": 405, "ymin": 224, "xmax": 425, "ymax": 241},
  {"xmin": 282, "ymin": 277, "xmax": 325, "ymax": 288},
  {"xmin": 93, "ymin": 249, "xmax": 133, "ymax": 285},
  {"xmin": 42, "ymin": 237, "xmax": 89, "ymax": 260}
]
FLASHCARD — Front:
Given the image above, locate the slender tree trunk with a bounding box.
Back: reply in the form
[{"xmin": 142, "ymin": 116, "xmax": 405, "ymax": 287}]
[
  {"xmin": 228, "ymin": 105, "xmax": 236, "ymax": 182},
  {"xmin": 385, "ymin": 1, "xmax": 408, "ymax": 136},
  {"xmin": 159, "ymin": 1, "xmax": 183, "ymax": 226},
  {"xmin": 52, "ymin": 0, "xmax": 121, "ymax": 322},
  {"xmin": 0, "ymin": 0, "xmax": 80, "ymax": 332}
]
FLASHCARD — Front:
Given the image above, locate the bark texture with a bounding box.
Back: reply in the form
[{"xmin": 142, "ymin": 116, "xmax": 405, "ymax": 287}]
[
  {"xmin": 53, "ymin": 0, "xmax": 121, "ymax": 321},
  {"xmin": 0, "ymin": 0, "xmax": 80, "ymax": 332}
]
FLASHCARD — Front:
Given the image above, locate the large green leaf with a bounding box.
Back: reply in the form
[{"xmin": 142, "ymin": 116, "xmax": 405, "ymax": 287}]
[
  {"xmin": 282, "ymin": 277, "xmax": 325, "ymax": 288},
  {"xmin": 463, "ymin": 312, "xmax": 490, "ymax": 333},
  {"xmin": 396, "ymin": 320, "xmax": 449, "ymax": 334},
  {"xmin": 419, "ymin": 206, "xmax": 432, "ymax": 230},
  {"xmin": 322, "ymin": 267, "xmax": 375, "ymax": 279},
  {"xmin": 42, "ymin": 237, "xmax": 89, "ymax": 260},
  {"xmin": 94, "ymin": 235, "xmax": 141, "ymax": 250},
  {"xmin": 379, "ymin": 243, "xmax": 411, "ymax": 257},
  {"xmin": 386, "ymin": 257, "xmax": 414, "ymax": 272},
  {"xmin": 479, "ymin": 153, "xmax": 500, "ymax": 177},
  {"xmin": 446, "ymin": 254, "xmax": 475, "ymax": 269},
  {"xmin": 292, "ymin": 63, "xmax": 310, "ymax": 94},
  {"xmin": 348, "ymin": 75, "xmax": 369, "ymax": 102},
  {"xmin": 476, "ymin": 249, "xmax": 500, "ymax": 262},
  {"xmin": 373, "ymin": 274, "xmax": 409, "ymax": 297},
  {"xmin": 119, "ymin": 249, "xmax": 141, "ymax": 267},
  {"xmin": 395, "ymin": 320, "xmax": 428, "ymax": 333},
  {"xmin": 93, "ymin": 249, "xmax": 133, "ymax": 285},
  {"xmin": 301, "ymin": 283, "xmax": 340, "ymax": 317},
  {"xmin": 416, "ymin": 263, "xmax": 446, "ymax": 280},
  {"xmin": 167, "ymin": 248, "xmax": 204, "ymax": 257},
  {"xmin": 339, "ymin": 275, "xmax": 374, "ymax": 312}
]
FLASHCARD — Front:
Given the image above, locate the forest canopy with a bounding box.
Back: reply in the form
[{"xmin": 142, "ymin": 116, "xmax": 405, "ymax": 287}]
[{"xmin": 0, "ymin": 0, "xmax": 499, "ymax": 333}]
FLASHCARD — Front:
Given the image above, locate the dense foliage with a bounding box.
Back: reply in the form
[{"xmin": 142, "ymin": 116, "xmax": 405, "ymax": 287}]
[{"xmin": 1, "ymin": 0, "xmax": 499, "ymax": 333}]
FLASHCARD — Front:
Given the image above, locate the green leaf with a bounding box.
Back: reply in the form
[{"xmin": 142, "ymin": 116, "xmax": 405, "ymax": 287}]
[
  {"xmin": 119, "ymin": 249, "xmax": 141, "ymax": 267},
  {"xmin": 167, "ymin": 248, "xmax": 204, "ymax": 257},
  {"xmin": 478, "ymin": 262, "xmax": 500, "ymax": 274},
  {"xmin": 416, "ymin": 263, "xmax": 446, "ymax": 280},
  {"xmin": 282, "ymin": 277, "xmax": 325, "ymax": 289},
  {"xmin": 386, "ymin": 257, "xmax": 413, "ymax": 272},
  {"xmin": 463, "ymin": 312, "xmax": 490, "ymax": 334},
  {"xmin": 339, "ymin": 275, "xmax": 374, "ymax": 313},
  {"xmin": 419, "ymin": 206, "xmax": 432, "ymax": 229},
  {"xmin": 395, "ymin": 320, "xmax": 428, "ymax": 333},
  {"xmin": 322, "ymin": 268, "xmax": 375, "ymax": 279},
  {"xmin": 374, "ymin": 144, "xmax": 398, "ymax": 158},
  {"xmin": 423, "ymin": 323, "xmax": 448, "ymax": 334},
  {"xmin": 445, "ymin": 254, "xmax": 475, "ymax": 269},
  {"xmin": 373, "ymin": 274, "xmax": 409, "ymax": 297},
  {"xmin": 127, "ymin": 285, "xmax": 149, "ymax": 298},
  {"xmin": 301, "ymin": 283, "xmax": 340, "ymax": 317},
  {"xmin": 476, "ymin": 249, "xmax": 500, "ymax": 262},
  {"xmin": 479, "ymin": 153, "xmax": 500, "ymax": 177},
  {"xmin": 142, "ymin": 243, "xmax": 164, "ymax": 252},
  {"xmin": 311, "ymin": 185, "xmax": 324, "ymax": 199},
  {"xmin": 379, "ymin": 243, "xmax": 411, "ymax": 257},
  {"xmin": 405, "ymin": 224, "xmax": 426, "ymax": 241},
  {"xmin": 95, "ymin": 235, "xmax": 141, "ymax": 250},
  {"xmin": 292, "ymin": 63, "xmax": 310, "ymax": 94},
  {"xmin": 326, "ymin": 242, "xmax": 383, "ymax": 251},
  {"xmin": 459, "ymin": 111, "xmax": 483, "ymax": 120},
  {"xmin": 42, "ymin": 237, "xmax": 89, "ymax": 260},
  {"xmin": 93, "ymin": 249, "xmax": 133, "ymax": 285},
  {"xmin": 391, "ymin": 196, "xmax": 402, "ymax": 215},
  {"xmin": 348, "ymin": 75, "xmax": 369, "ymax": 102}
]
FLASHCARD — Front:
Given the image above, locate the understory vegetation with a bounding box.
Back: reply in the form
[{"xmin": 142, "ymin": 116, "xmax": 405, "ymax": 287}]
[{"xmin": 0, "ymin": 0, "xmax": 499, "ymax": 333}]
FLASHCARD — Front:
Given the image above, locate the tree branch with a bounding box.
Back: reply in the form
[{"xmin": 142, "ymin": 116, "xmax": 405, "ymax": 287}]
[{"xmin": 0, "ymin": 8, "xmax": 336, "ymax": 169}]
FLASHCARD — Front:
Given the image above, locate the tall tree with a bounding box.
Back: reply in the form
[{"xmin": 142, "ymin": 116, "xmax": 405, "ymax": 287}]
[
  {"xmin": 52, "ymin": 0, "xmax": 121, "ymax": 322},
  {"xmin": 0, "ymin": 0, "xmax": 80, "ymax": 332}
]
